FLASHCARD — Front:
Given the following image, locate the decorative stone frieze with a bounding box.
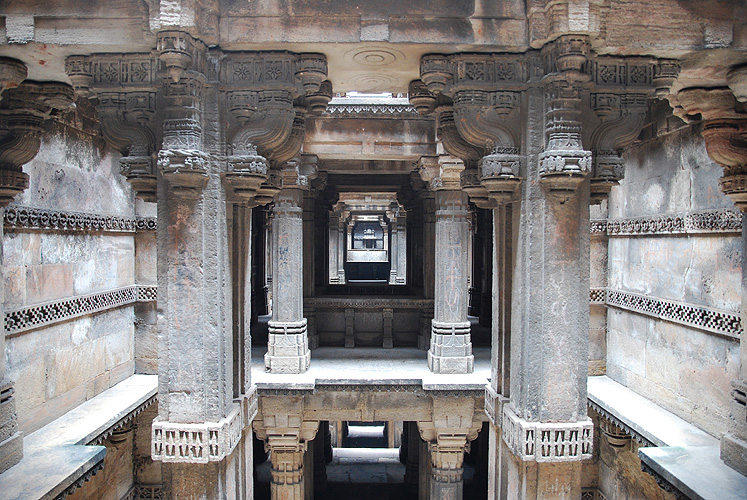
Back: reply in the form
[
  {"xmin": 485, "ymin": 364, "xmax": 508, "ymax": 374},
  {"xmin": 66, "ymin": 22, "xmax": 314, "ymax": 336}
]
[
  {"xmin": 89, "ymin": 393, "xmax": 158, "ymax": 446},
  {"xmin": 591, "ymin": 209, "xmax": 742, "ymax": 236},
  {"xmin": 0, "ymin": 80, "xmax": 74, "ymax": 206},
  {"xmin": 606, "ymin": 289, "xmax": 742, "ymax": 339},
  {"xmin": 151, "ymin": 404, "xmax": 244, "ymax": 463},
  {"xmin": 4, "ymin": 204, "xmax": 157, "ymax": 233},
  {"xmin": 4, "ymin": 285, "xmax": 157, "ymax": 335},
  {"xmin": 502, "ymin": 406, "xmax": 593, "ymax": 462}
]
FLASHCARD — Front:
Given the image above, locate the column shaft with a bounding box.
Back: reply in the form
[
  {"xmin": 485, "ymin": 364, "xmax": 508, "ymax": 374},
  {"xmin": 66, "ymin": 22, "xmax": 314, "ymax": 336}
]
[
  {"xmin": 428, "ymin": 190, "xmax": 474, "ymax": 373},
  {"xmin": 265, "ymin": 188, "xmax": 310, "ymax": 373}
]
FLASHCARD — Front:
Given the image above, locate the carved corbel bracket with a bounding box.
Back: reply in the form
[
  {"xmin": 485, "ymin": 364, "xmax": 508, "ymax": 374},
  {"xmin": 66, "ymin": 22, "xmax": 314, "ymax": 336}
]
[
  {"xmin": 66, "ymin": 53, "xmax": 160, "ymax": 201},
  {"xmin": 0, "ymin": 81, "xmax": 75, "ymax": 206},
  {"xmin": 409, "ymin": 79, "xmax": 438, "ymax": 115},
  {"xmin": 479, "ymin": 148, "xmax": 523, "ymax": 205},
  {"xmin": 157, "ymin": 30, "xmax": 206, "ymax": 83},
  {"xmin": 460, "ymin": 167, "xmax": 496, "ymax": 209},
  {"xmin": 419, "ymin": 154, "xmax": 464, "ymax": 191},
  {"xmin": 0, "ymin": 57, "xmax": 28, "ymax": 97},
  {"xmin": 676, "ymin": 87, "xmax": 747, "ymax": 211},
  {"xmin": 304, "ymin": 80, "xmax": 333, "ymax": 115}
]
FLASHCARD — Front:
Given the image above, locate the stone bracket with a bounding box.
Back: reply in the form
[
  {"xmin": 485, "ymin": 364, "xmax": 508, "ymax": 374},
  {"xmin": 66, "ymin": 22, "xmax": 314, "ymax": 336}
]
[
  {"xmin": 151, "ymin": 403, "xmax": 244, "ymax": 464},
  {"xmin": 502, "ymin": 406, "xmax": 593, "ymax": 462}
]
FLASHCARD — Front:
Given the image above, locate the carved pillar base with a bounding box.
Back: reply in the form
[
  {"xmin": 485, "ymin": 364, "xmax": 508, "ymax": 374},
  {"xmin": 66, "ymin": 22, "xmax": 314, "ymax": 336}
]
[
  {"xmin": 0, "ymin": 379, "xmax": 22, "ymax": 473},
  {"xmin": 264, "ymin": 320, "xmax": 310, "ymax": 374},
  {"xmin": 427, "ymin": 321, "xmax": 474, "ymax": 374}
]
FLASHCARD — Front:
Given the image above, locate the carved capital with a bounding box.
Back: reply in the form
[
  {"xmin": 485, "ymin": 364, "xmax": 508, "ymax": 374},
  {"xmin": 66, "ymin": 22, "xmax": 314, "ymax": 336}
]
[
  {"xmin": 0, "ymin": 80, "xmax": 74, "ymax": 206},
  {"xmin": 157, "ymin": 149, "xmax": 209, "ymax": 197},
  {"xmin": 677, "ymin": 87, "xmax": 747, "ymax": 211},
  {"xmin": 157, "ymin": 30, "xmax": 202, "ymax": 83},
  {"xmin": 223, "ymin": 151, "xmax": 268, "ymax": 205},
  {"xmin": 296, "ymin": 53, "xmax": 327, "ymax": 94},
  {"xmin": 0, "ymin": 57, "xmax": 27, "ymax": 97},
  {"xmin": 419, "ymin": 155, "xmax": 464, "ymax": 191},
  {"xmin": 479, "ymin": 148, "xmax": 522, "ymax": 204},
  {"xmin": 409, "ymin": 79, "xmax": 437, "ymax": 115}
]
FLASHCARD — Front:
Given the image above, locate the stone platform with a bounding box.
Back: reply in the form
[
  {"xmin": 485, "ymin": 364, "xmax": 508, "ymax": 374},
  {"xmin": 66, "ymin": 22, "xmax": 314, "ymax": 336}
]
[
  {"xmin": 251, "ymin": 347, "xmax": 490, "ymax": 390},
  {"xmin": 0, "ymin": 375, "xmax": 157, "ymax": 500}
]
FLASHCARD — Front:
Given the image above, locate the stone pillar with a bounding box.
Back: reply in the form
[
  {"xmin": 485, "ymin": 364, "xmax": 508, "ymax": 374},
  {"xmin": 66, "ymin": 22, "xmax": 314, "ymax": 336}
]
[
  {"xmin": 420, "ymin": 155, "xmax": 474, "ymax": 374},
  {"xmin": 0, "ymin": 74, "xmax": 74, "ymax": 473},
  {"xmin": 253, "ymin": 399, "xmax": 319, "ymax": 500},
  {"xmin": 403, "ymin": 422, "xmax": 421, "ymax": 495},
  {"xmin": 396, "ymin": 212, "xmax": 407, "ymax": 284},
  {"xmin": 265, "ymin": 162, "xmax": 311, "ymax": 373},
  {"xmin": 676, "ymin": 84, "xmax": 747, "ymax": 475},
  {"xmin": 417, "ymin": 399, "xmax": 482, "ymax": 500},
  {"xmin": 501, "ymin": 38, "xmax": 594, "ymax": 498},
  {"xmin": 328, "ymin": 209, "xmax": 342, "ymax": 284},
  {"xmin": 313, "ymin": 421, "xmax": 328, "ymax": 494}
]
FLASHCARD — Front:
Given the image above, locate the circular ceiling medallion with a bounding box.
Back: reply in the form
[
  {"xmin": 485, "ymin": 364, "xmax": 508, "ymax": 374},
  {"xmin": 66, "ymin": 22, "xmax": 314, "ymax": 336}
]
[
  {"xmin": 348, "ymin": 73, "xmax": 399, "ymax": 93},
  {"xmin": 345, "ymin": 46, "xmax": 405, "ymax": 67}
]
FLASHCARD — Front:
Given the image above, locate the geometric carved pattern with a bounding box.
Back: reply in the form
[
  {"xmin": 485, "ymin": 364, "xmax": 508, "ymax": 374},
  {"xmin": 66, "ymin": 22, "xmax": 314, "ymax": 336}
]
[
  {"xmin": 88, "ymin": 393, "xmax": 158, "ymax": 446},
  {"xmin": 53, "ymin": 459, "xmax": 105, "ymax": 500},
  {"xmin": 4, "ymin": 204, "xmax": 156, "ymax": 232},
  {"xmin": 4, "ymin": 285, "xmax": 157, "ymax": 335},
  {"xmin": 606, "ymin": 289, "xmax": 742, "ymax": 339},
  {"xmin": 591, "ymin": 208, "xmax": 742, "ymax": 236},
  {"xmin": 151, "ymin": 404, "xmax": 244, "ymax": 464},
  {"xmin": 134, "ymin": 484, "xmax": 163, "ymax": 500},
  {"xmin": 502, "ymin": 406, "xmax": 593, "ymax": 462},
  {"xmin": 587, "ymin": 401, "xmax": 655, "ymax": 448},
  {"xmin": 325, "ymin": 103, "xmax": 419, "ymax": 116},
  {"xmin": 590, "ymin": 288, "xmax": 607, "ymax": 304}
]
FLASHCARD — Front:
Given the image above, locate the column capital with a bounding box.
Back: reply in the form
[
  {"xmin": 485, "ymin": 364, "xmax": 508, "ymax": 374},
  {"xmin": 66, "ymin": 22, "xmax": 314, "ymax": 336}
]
[
  {"xmin": 675, "ymin": 86, "xmax": 747, "ymax": 211},
  {"xmin": 418, "ymin": 154, "xmax": 465, "ymax": 191},
  {"xmin": 0, "ymin": 80, "xmax": 75, "ymax": 206},
  {"xmin": 0, "ymin": 57, "xmax": 27, "ymax": 97}
]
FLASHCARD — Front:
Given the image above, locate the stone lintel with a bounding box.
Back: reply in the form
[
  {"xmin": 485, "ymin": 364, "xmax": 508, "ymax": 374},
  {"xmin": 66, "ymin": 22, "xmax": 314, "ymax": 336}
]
[
  {"xmin": 151, "ymin": 403, "xmax": 243, "ymax": 464},
  {"xmin": 502, "ymin": 406, "xmax": 593, "ymax": 462}
]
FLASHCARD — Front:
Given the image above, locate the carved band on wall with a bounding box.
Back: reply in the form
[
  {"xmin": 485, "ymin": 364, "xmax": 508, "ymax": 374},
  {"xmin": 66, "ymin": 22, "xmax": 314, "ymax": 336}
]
[
  {"xmin": 5, "ymin": 285, "xmax": 157, "ymax": 335},
  {"xmin": 325, "ymin": 103, "xmax": 419, "ymax": 116},
  {"xmin": 604, "ymin": 288, "xmax": 742, "ymax": 339},
  {"xmin": 4, "ymin": 204, "xmax": 157, "ymax": 232},
  {"xmin": 591, "ymin": 208, "xmax": 742, "ymax": 236},
  {"xmin": 502, "ymin": 406, "xmax": 593, "ymax": 462}
]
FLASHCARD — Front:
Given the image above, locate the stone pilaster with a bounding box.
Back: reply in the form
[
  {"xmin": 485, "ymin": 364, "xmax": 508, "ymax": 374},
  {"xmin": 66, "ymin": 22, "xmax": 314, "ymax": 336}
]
[
  {"xmin": 0, "ymin": 75, "xmax": 74, "ymax": 473},
  {"xmin": 420, "ymin": 155, "xmax": 474, "ymax": 373},
  {"xmin": 265, "ymin": 162, "xmax": 312, "ymax": 373},
  {"xmin": 675, "ymin": 83, "xmax": 747, "ymax": 475}
]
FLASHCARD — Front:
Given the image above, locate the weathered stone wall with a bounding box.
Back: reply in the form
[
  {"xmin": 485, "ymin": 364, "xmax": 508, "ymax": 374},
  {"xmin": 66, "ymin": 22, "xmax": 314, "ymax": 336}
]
[
  {"xmin": 3, "ymin": 107, "xmax": 140, "ymax": 433},
  {"xmin": 606, "ymin": 117, "xmax": 742, "ymax": 438}
]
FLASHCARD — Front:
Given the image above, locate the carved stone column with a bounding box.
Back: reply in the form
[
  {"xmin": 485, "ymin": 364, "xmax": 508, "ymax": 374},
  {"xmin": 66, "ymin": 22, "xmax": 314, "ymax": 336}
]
[
  {"xmin": 328, "ymin": 207, "xmax": 344, "ymax": 284},
  {"xmin": 419, "ymin": 155, "xmax": 474, "ymax": 373},
  {"xmin": 0, "ymin": 76, "xmax": 74, "ymax": 473},
  {"xmin": 676, "ymin": 84, "xmax": 747, "ymax": 475},
  {"xmin": 501, "ymin": 37, "xmax": 594, "ymax": 499},
  {"xmin": 253, "ymin": 398, "xmax": 319, "ymax": 500},
  {"xmin": 417, "ymin": 399, "xmax": 482, "ymax": 500},
  {"xmin": 265, "ymin": 161, "xmax": 312, "ymax": 373}
]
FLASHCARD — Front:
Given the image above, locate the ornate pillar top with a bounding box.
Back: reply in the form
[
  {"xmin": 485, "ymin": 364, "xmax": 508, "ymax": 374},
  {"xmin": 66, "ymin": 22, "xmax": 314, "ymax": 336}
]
[{"xmin": 418, "ymin": 154, "xmax": 464, "ymax": 191}]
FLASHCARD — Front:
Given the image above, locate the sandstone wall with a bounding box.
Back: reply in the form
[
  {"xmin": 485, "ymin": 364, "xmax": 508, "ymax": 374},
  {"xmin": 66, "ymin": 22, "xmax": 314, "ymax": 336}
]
[
  {"xmin": 3, "ymin": 104, "xmax": 141, "ymax": 434},
  {"xmin": 606, "ymin": 114, "xmax": 741, "ymax": 439}
]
